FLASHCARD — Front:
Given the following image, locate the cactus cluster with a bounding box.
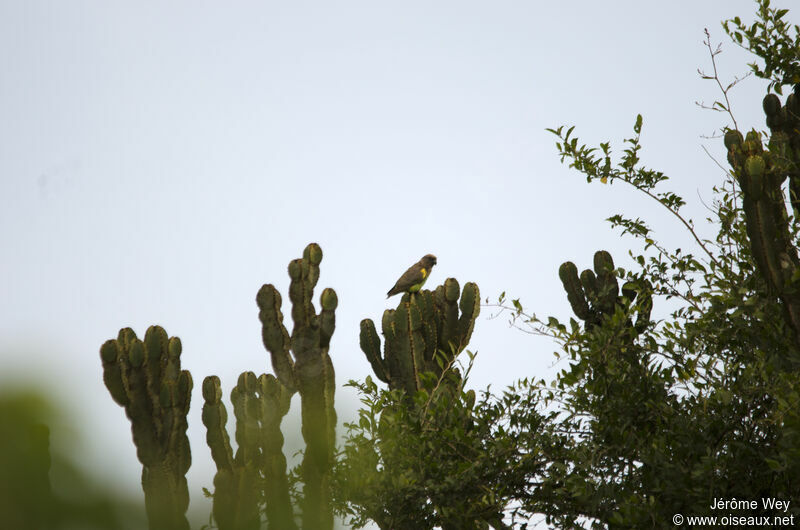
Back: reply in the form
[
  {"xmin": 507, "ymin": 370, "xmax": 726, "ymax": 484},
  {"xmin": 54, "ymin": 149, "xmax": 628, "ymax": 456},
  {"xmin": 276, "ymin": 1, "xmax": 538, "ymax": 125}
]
[
  {"xmin": 725, "ymin": 84, "xmax": 800, "ymax": 345},
  {"xmin": 359, "ymin": 278, "xmax": 480, "ymax": 394},
  {"xmin": 201, "ymin": 372, "xmax": 295, "ymax": 530},
  {"xmin": 558, "ymin": 250, "xmax": 652, "ymax": 333},
  {"xmin": 256, "ymin": 243, "xmax": 338, "ymax": 530},
  {"xmin": 99, "ymin": 326, "xmax": 192, "ymax": 530},
  {"xmin": 99, "ymin": 245, "xmax": 339, "ymax": 530}
]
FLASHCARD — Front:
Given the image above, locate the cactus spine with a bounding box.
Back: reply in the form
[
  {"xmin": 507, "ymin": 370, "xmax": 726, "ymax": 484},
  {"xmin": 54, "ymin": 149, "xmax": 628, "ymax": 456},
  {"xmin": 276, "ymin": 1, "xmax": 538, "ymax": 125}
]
[
  {"xmin": 359, "ymin": 278, "xmax": 480, "ymax": 394},
  {"xmin": 726, "ymin": 85, "xmax": 800, "ymax": 346},
  {"xmin": 256, "ymin": 243, "xmax": 337, "ymax": 530},
  {"xmin": 99, "ymin": 326, "xmax": 192, "ymax": 530}
]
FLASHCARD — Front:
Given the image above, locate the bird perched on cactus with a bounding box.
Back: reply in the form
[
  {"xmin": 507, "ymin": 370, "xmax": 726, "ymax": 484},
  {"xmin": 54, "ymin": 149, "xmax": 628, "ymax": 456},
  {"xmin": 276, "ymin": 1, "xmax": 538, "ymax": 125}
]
[{"xmin": 387, "ymin": 254, "xmax": 437, "ymax": 298}]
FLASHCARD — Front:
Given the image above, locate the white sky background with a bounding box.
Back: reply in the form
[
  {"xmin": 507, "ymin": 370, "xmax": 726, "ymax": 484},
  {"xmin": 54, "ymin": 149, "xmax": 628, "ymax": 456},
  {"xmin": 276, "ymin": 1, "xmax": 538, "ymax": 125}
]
[{"xmin": 0, "ymin": 0, "xmax": 772, "ymax": 527}]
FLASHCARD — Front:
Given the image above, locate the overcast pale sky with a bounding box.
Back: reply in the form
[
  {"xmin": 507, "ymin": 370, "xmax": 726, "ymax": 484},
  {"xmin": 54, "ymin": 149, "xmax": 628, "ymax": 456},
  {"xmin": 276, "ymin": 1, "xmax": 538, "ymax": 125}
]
[{"xmin": 1, "ymin": 1, "xmax": 771, "ymax": 527}]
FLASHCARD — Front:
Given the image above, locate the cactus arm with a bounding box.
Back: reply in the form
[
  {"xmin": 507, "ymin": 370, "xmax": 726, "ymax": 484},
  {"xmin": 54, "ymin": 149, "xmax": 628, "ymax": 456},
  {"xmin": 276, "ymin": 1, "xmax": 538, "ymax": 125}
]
[
  {"xmin": 303, "ymin": 243, "xmax": 323, "ymax": 294},
  {"xmin": 288, "ymin": 259, "xmax": 310, "ymax": 328},
  {"xmin": 201, "ymin": 376, "xmax": 235, "ymax": 473},
  {"xmin": 256, "ymin": 284, "xmax": 296, "ymax": 392},
  {"xmin": 319, "ymin": 288, "xmax": 337, "ymax": 350},
  {"xmin": 202, "ymin": 374, "xmax": 253, "ymax": 530},
  {"xmin": 231, "ymin": 373, "xmax": 261, "ymax": 468},
  {"xmin": 417, "ymin": 290, "xmax": 439, "ymax": 364},
  {"xmin": 381, "ymin": 310, "xmax": 399, "ymax": 382},
  {"xmin": 258, "ymin": 374, "xmax": 297, "ymax": 530},
  {"xmin": 593, "ymin": 250, "xmax": 620, "ymax": 315},
  {"xmin": 390, "ymin": 304, "xmax": 419, "ymax": 394},
  {"xmin": 456, "ymin": 282, "xmax": 481, "ymax": 350},
  {"xmin": 559, "ymin": 262, "xmax": 591, "ymax": 321},
  {"xmin": 437, "ymin": 279, "xmax": 461, "ymax": 353},
  {"xmin": 229, "ymin": 373, "xmax": 265, "ymax": 530},
  {"xmin": 289, "ymin": 243, "xmax": 323, "ymax": 330},
  {"xmin": 360, "ymin": 319, "xmax": 389, "ymax": 383},
  {"xmin": 100, "ymin": 340, "xmax": 128, "ymax": 406}
]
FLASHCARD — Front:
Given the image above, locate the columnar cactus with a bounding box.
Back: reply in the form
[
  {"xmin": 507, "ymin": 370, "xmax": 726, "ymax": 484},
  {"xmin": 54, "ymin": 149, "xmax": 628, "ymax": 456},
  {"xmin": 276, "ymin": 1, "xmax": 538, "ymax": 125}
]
[
  {"xmin": 201, "ymin": 373, "xmax": 295, "ymax": 530},
  {"xmin": 255, "ymin": 243, "xmax": 338, "ymax": 530},
  {"xmin": 359, "ymin": 278, "xmax": 480, "ymax": 394},
  {"xmin": 558, "ymin": 250, "xmax": 652, "ymax": 333},
  {"xmin": 726, "ymin": 84, "xmax": 800, "ymax": 346},
  {"xmin": 99, "ymin": 326, "xmax": 192, "ymax": 530}
]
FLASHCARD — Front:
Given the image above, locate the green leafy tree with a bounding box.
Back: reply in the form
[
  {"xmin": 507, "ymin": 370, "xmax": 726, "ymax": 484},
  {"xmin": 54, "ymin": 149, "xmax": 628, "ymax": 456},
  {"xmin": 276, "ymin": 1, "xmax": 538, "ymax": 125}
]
[
  {"xmin": 509, "ymin": 1, "xmax": 800, "ymax": 526},
  {"xmin": 333, "ymin": 353, "xmax": 554, "ymax": 530}
]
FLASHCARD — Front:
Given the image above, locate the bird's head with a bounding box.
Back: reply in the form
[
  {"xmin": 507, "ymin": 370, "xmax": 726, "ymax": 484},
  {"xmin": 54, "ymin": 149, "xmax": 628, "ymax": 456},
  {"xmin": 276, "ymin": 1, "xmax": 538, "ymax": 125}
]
[{"xmin": 422, "ymin": 254, "xmax": 437, "ymax": 268}]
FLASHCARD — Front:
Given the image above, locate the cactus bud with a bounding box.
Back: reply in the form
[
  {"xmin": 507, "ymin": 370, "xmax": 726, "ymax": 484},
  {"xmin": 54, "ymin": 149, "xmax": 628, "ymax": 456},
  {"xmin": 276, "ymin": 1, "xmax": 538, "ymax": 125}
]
[
  {"xmin": 443, "ymin": 277, "xmax": 460, "ymax": 302},
  {"xmin": 100, "ymin": 340, "xmax": 119, "ymax": 363},
  {"xmin": 320, "ymin": 288, "xmax": 338, "ymax": 310},
  {"xmin": 288, "ymin": 259, "xmax": 302, "ymax": 280},
  {"xmin": 763, "ymin": 93, "xmax": 781, "ymax": 116},
  {"xmin": 787, "ymin": 93, "xmax": 799, "ymax": 115},
  {"xmin": 744, "ymin": 131, "xmax": 763, "ymax": 155},
  {"xmin": 724, "ymin": 129, "xmax": 743, "ymax": 150},
  {"xmin": 621, "ymin": 281, "xmax": 638, "ymax": 302}
]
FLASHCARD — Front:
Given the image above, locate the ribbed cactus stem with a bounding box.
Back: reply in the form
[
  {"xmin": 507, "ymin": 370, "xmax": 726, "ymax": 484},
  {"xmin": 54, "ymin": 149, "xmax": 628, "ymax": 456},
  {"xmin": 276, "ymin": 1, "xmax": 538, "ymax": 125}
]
[
  {"xmin": 319, "ymin": 288, "xmax": 337, "ymax": 349},
  {"xmin": 231, "ymin": 373, "xmax": 262, "ymax": 469},
  {"xmin": 393, "ymin": 301, "xmax": 423, "ymax": 394},
  {"xmin": 436, "ymin": 279, "xmax": 461, "ymax": 350},
  {"xmin": 457, "ymin": 282, "xmax": 480, "ymax": 344},
  {"xmin": 579, "ymin": 270, "xmax": 598, "ymax": 303},
  {"xmin": 360, "ymin": 319, "xmax": 389, "ymax": 383},
  {"xmin": 99, "ymin": 325, "xmax": 192, "ymax": 530},
  {"xmin": 202, "ymin": 376, "xmax": 234, "ymax": 473},
  {"xmin": 256, "ymin": 374, "xmax": 295, "ymax": 529}
]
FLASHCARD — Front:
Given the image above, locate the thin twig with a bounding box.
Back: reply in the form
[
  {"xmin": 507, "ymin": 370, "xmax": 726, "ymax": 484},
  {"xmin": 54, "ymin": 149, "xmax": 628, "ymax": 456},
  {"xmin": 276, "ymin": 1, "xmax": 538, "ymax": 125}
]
[
  {"xmin": 614, "ymin": 175, "xmax": 721, "ymax": 268},
  {"xmin": 699, "ymin": 28, "xmax": 746, "ymax": 131}
]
